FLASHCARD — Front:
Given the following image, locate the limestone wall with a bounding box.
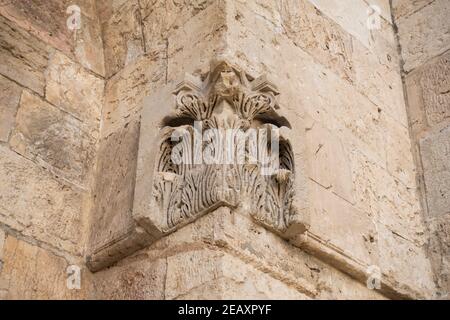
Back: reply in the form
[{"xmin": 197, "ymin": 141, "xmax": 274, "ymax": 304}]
[
  {"xmin": 0, "ymin": 0, "xmax": 103, "ymax": 299},
  {"xmin": 0, "ymin": 0, "xmax": 445, "ymax": 299},
  {"xmin": 393, "ymin": 0, "xmax": 450, "ymax": 298}
]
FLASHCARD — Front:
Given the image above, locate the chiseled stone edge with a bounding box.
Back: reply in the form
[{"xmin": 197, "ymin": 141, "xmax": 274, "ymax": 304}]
[{"xmin": 291, "ymin": 232, "xmax": 429, "ymax": 300}]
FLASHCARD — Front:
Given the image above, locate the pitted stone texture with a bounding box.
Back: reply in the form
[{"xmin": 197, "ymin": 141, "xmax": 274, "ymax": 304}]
[
  {"xmin": 0, "ymin": 236, "xmax": 92, "ymax": 299},
  {"xmin": 166, "ymin": 249, "xmax": 309, "ymax": 300},
  {"xmin": 140, "ymin": 0, "xmax": 216, "ymax": 51},
  {"xmin": 305, "ymin": 119, "xmax": 353, "ymax": 203},
  {"xmin": 427, "ymin": 213, "xmax": 450, "ymax": 295},
  {"xmin": 102, "ymin": 50, "xmax": 166, "ymax": 138},
  {"xmin": 392, "ymin": 0, "xmax": 434, "ymax": 20},
  {"xmin": 167, "ymin": 1, "xmax": 227, "ymax": 82},
  {"xmin": 235, "ymin": 0, "xmax": 405, "ymax": 126},
  {"xmin": 101, "ymin": 0, "xmax": 144, "ymax": 78},
  {"xmin": 420, "ymin": 126, "xmax": 450, "ymax": 217},
  {"xmin": 420, "ymin": 52, "xmax": 450, "ymax": 127},
  {"xmin": 0, "ymin": 75, "xmax": 22, "ymax": 142},
  {"xmin": 9, "ymin": 91, "xmax": 97, "ymax": 187},
  {"xmin": 73, "ymin": 14, "xmax": 106, "ymax": 76},
  {"xmin": 89, "ymin": 121, "xmax": 140, "ymax": 252},
  {"xmin": 405, "ymin": 50, "xmax": 450, "ymax": 140},
  {"xmin": 377, "ymin": 224, "xmax": 435, "ymax": 296},
  {"xmin": 45, "ymin": 52, "xmax": 104, "ymax": 136},
  {"xmin": 0, "ymin": 228, "xmax": 5, "ymax": 263},
  {"xmin": 93, "ymin": 258, "xmax": 166, "ymax": 299},
  {"xmin": 0, "ymin": 146, "xmax": 86, "ymax": 255},
  {"xmin": 0, "ymin": 0, "xmax": 104, "ymax": 75},
  {"xmin": 350, "ymin": 149, "xmax": 426, "ymax": 245},
  {"xmin": 308, "ymin": 180, "xmax": 378, "ymax": 265},
  {"xmin": 396, "ymin": 0, "xmax": 450, "ymax": 72},
  {"xmin": 0, "ymin": 15, "xmax": 50, "ymax": 96},
  {"xmin": 115, "ymin": 208, "xmax": 388, "ymax": 299},
  {"xmin": 307, "ymin": 0, "xmax": 392, "ymax": 49}
]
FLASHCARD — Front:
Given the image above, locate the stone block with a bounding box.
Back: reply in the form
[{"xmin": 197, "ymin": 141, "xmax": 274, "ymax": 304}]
[
  {"xmin": 420, "ymin": 126, "xmax": 450, "ymax": 217},
  {"xmin": 383, "ymin": 114, "xmax": 417, "ymax": 188},
  {"xmin": 9, "ymin": 91, "xmax": 97, "ymax": 187},
  {"xmin": 427, "ymin": 213, "xmax": 450, "ymax": 295},
  {"xmin": 0, "ymin": 75, "xmax": 22, "ymax": 142},
  {"xmin": 0, "ymin": 0, "xmax": 104, "ymax": 75},
  {"xmin": 305, "ymin": 119, "xmax": 354, "ymax": 203},
  {"xmin": 0, "ymin": 15, "xmax": 50, "ymax": 96},
  {"xmin": 396, "ymin": 0, "xmax": 450, "ymax": 72},
  {"xmin": 74, "ymin": 14, "xmax": 106, "ymax": 76},
  {"xmin": 166, "ymin": 249, "xmax": 309, "ymax": 299},
  {"xmin": 307, "ymin": 180, "xmax": 378, "ymax": 265},
  {"xmin": 93, "ymin": 258, "xmax": 166, "ymax": 299},
  {"xmin": 101, "ymin": 0, "xmax": 144, "ymax": 78},
  {"xmin": 406, "ymin": 51, "xmax": 450, "ymax": 134},
  {"xmin": 377, "ymin": 224, "xmax": 435, "ymax": 296},
  {"xmin": 88, "ymin": 120, "xmax": 141, "ymax": 253},
  {"xmin": 0, "ymin": 229, "xmax": 5, "ymax": 263},
  {"xmin": 0, "ymin": 236, "xmax": 92, "ymax": 299},
  {"xmin": 0, "ymin": 146, "xmax": 86, "ymax": 255},
  {"xmin": 140, "ymin": 0, "xmax": 216, "ymax": 50},
  {"xmin": 392, "ymin": 0, "xmax": 434, "ymax": 20},
  {"xmin": 350, "ymin": 148, "xmax": 426, "ymax": 245},
  {"xmin": 102, "ymin": 50, "xmax": 166, "ymax": 138},
  {"xmin": 45, "ymin": 52, "xmax": 104, "ymax": 136},
  {"xmin": 167, "ymin": 0, "xmax": 227, "ymax": 82}
]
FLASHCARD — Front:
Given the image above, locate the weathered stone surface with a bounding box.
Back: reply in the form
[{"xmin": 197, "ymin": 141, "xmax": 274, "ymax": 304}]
[
  {"xmin": 74, "ymin": 14, "xmax": 106, "ymax": 76},
  {"xmin": 396, "ymin": 0, "xmax": 450, "ymax": 72},
  {"xmin": 427, "ymin": 213, "xmax": 450, "ymax": 296},
  {"xmin": 235, "ymin": 0, "xmax": 406, "ymax": 127},
  {"xmin": 167, "ymin": 1, "xmax": 227, "ymax": 82},
  {"xmin": 407, "ymin": 51, "xmax": 450, "ymax": 130},
  {"xmin": 0, "ymin": 75, "xmax": 22, "ymax": 142},
  {"xmin": 168, "ymin": 250, "xmax": 309, "ymax": 299},
  {"xmin": 45, "ymin": 52, "xmax": 104, "ymax": 135},
  {"xmin": 9, "ymin": 91, "xmax": 97, "ymax": 187},
  {"xmin": 305, "ymin": 118, "xmax": 353, "ymax": 203},
  {"xmin": 350, "ymin": 148, "xmax": 426, "ymax": 245},
  {"xmin": 0, "ymin": 0, "xmax": 104, "ymax": 75},
  {"xmin": 0, "ymin": 235, "xmax": 92, "ymax": 299},
  {"xmin": 308, "ymin": 180, "xmax": 378, "ymax": 265},
  {"xmin": 0, "ymin": 146, "xmax": 86, "ymax": 255},
  {"xmin": 89, "ymin": 120, "xmax": 140, "ymax": 252},
  {"xmin": 365, "ymin": 0, "xmax": 392, "ymax": 22},
  {"xmin": 0, "ymin": 15, "xmax": 50, "ymax": 96},
  {"xmin": 120, "ymin": 207, "xmax": 389, "ymax": 299},
  {"xmin": 420, "ymin": 126, "xmax": 450, "ymax": 217},
  {"xmin": 377, "ymin": 224, "xmax": 435, "ymax": 296},
  {"xmin": 0, "ymin": 0, "xmax": 73, "ymax": 55},
  {"xmin": 383, "ymin": 114, "xmax": 417, "ymax": 188},
  {"xmin": 276, "ymin": 0, "xmax": 355, "ymax": 82},
  {"xmin": 392, "ymin": 0, "xmax": 434, "ymax": 20},
  {"xmin": 101, "ymin": 0, "xmax": 144, "ymax": 78},
  {"xmin": 140, "ymin": 0, "xmax": 216, "ymax": 50},
  {"xmin": 102, "ymin": 50, "xmax": 165, "ymax": 138},
  {"xmin": 0, "ymin": 228, "xmax": 5, "ymax": 263},
  {"xmin": 1, "ymin": 0, "xmax": 446, "ymax": 300},
  {"xmin": 93, "ymin": 258, "xmax": 166, "ymax": 299},
  {"xmin": 307, "ymin": 0, "xmax": 387, "ymax": 49}
]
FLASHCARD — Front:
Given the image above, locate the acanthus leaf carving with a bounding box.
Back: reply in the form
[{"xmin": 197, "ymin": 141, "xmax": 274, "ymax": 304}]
[{"xmin": 150, "ymin": 60, "xmax": 306, "ymax": 238}]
